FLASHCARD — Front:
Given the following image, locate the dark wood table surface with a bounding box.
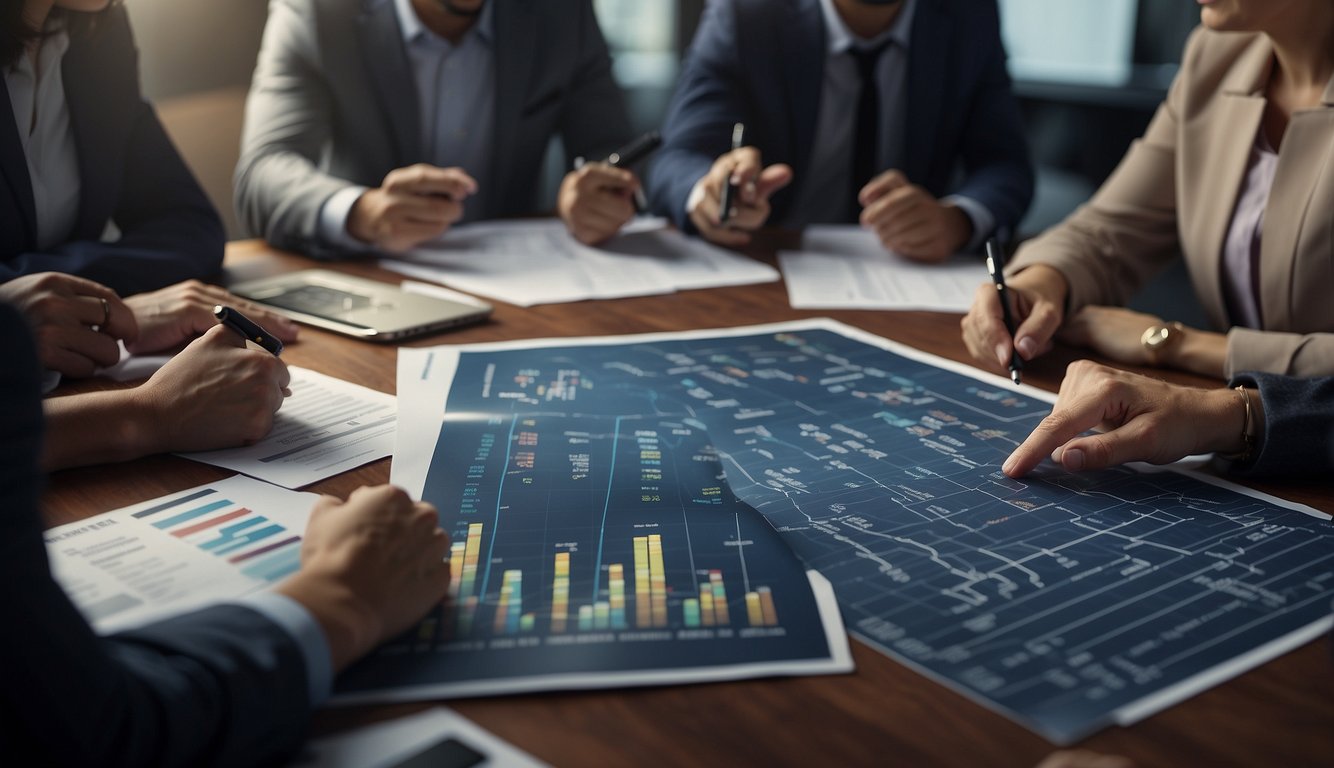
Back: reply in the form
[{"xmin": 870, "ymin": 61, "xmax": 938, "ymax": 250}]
[{"xmin": 42, "ymin": 238, "xmax": 1334, "ymax": 767}]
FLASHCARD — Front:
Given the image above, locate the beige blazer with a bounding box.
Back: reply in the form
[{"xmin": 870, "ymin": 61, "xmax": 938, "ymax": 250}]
[{"xmin": 1011, "ymin": 27, "xmax": 1334, "ymax": 378}]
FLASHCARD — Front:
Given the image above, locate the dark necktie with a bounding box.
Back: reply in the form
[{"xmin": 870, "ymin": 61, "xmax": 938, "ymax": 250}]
[{"xmin": 850, "ymin": 42, "xmax": 891, "ymax": 221}]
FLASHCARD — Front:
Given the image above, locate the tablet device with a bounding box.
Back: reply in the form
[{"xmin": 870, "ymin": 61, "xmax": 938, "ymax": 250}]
[{"xmin": 230, "ymin": 270, "xmax": 491, "ymax": 342}]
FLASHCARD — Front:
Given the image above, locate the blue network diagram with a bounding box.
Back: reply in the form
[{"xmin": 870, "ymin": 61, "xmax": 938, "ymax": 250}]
[{"xmin": 418, "ymin": 323, "xmax": 1334, "ymax": 742}]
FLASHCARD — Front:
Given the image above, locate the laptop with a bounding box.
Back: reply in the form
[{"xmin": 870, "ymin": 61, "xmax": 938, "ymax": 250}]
[{"xmin": 230, "ymin": 269, "xmax": 491, "ymax": 342}]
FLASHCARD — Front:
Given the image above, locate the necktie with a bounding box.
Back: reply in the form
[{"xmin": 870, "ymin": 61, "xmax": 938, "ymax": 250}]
[{"xmin": 850, "ymin": 42, "xmax": 891, "ymax": 221}]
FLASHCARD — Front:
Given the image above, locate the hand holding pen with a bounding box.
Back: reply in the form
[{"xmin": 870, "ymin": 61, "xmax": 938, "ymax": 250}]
[
  {"xmin": 686, "ymin": 123, "xmax": 793, "ymax": 247},
  {"xmin": 984, "ymin": 239, "xmax": 1023, "ymax": 385},
  {"xmin": 560, "ymin": 132, "xmax": 662, "ymax": 245}
]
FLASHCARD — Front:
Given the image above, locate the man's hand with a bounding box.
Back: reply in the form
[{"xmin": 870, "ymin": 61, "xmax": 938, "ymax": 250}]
[
  {"xmin": 125, "ymin": 280, "xmax": 300, "ymax": 355},
  {"xmin": 347, "ymin": 164, "xmax": 478, "ymax": 253},
  {"xmin": 558, "ymin": 164, "xmax": 639, "ymax": 245},
  {"xmin": 130, "ymin": 324, "xmax": 291, "ymax": 453},
  {"xmin": 961, "ymin": 264, "xmax": 1069, "ymax": 377},
  {"xmin": 1002, "ymin": 361, "xmax": 1249, "ymax": 477},
  {"xmin": 859, "ymin": 170, "xmax": 971, "ymax": 262},
  {"xmin": 277, "ymin": 485, "xmax": 450, "ymax": 670},
  {"xmin": 0, "ymin": 272, "xmax": 137, "ymax": 377},
  {"xmin": 687, "ymin": 147, "xmax": 793, "ymax": 247}
]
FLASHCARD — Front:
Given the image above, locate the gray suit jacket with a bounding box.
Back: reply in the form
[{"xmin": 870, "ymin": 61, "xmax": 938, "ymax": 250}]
[{"xmin": 235, "ymin": 0, "xmax": 631, "ymax": 255}]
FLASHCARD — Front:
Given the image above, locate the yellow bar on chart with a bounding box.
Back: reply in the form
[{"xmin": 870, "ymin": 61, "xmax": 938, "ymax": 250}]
[
  {"xmin": 459, "ymin": 522, "xmax": 483, "ymax": 600},
  {"xmin": 448, "ymin": 541, "xmax": 465, "ymax": 599},
  {"xmin": 758, "ymin": 586, "xmax": 778, "ymax": 626},
  {"xmin": 745, "ymin": 591, "xmax": 764, "ymax": 626},
  {"xmin": 710, "ymin": 570, "xmax": 730, "ymax": 625},
  {"xmin": 633, "ymin": 536, "xmax": 651, "ymax": 628},
  {"xmin": 551, "ymin": 552, "xmax": 570, "ymax": 634},
  {"xmin": 648, "ymin": 534, "xmax": 667, "ymax": 627},
  {"xmin": 699, "ymin": 583, "xmax": 715, "ymax": 626},
  {"xmin": 608, "ymin": 563, "xmax": 626, "ymax": 629}
]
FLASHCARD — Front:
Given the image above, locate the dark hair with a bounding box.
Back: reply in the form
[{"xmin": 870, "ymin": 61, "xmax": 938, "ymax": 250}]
[{"xmin": 1, "ymin": 1, "xmax": 121, "ymax": 69}]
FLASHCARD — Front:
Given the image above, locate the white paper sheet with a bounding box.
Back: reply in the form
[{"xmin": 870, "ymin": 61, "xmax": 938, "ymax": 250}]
[
  {"xmin": 45, "ymin": 476, "xmax": 317, "ymax": 634},
  {"xmin": 778, "ymin": 225, "xmax": 985, "ymax": 311},
  {"xmin": 291, "ymin": 707, "xmax": 547, "ymax": 768},
  {"xmin": 179, "ymin": 367, "xmax": 396, "ymax": 488},
  {"xmin": 382, "ymin": 218, "xmax": 777, "ymax": 307}
]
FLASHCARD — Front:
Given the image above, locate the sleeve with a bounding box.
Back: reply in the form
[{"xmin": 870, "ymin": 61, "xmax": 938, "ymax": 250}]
[
  {"xmin": 1225, "ymin": 372, "xmax": 1334, "ymax": 478},
  {"xmin": 646, "ymin": 0, "xmax": 747, "ymax": 230},
  {"xmin": 1006, "ymin": 31, "xmax": 1202, "ymax": 314},
  {"xmin": 1225, "ymin": 328, "xmax": 1334, "ymax": 378},
  {"xmin": 556, "ymin": 0, "xmax": 634, "ymax": 164},
  {"xmin": 234, "ymin": 0, "xmax": 359, "ymax": 255},
  {"xmin": 0, "ymin": 303, "xmax": 314, "ymax": 768},
  {"xmin": 0, "ymin": 22, "xmax": 224, "ymax": 296},
  {"xmin": 943, "ymin": 7, "xmax": 1034, "ymax": 242}
]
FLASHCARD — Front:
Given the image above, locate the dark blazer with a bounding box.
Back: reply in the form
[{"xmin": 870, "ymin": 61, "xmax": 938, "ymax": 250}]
[
  {"xmin": 1231, "ymin": 372, "xmax": 1334, "ymax": 477},
  {"xmin": 0, "ymin": 8, "xmax": 224, "ymax": 296},
  {"xmin": 235, "ymin": 0, "xmax": 633, "ymax": 255},
  {"xmin": 648, "ymin": 0, "xmax": 1034, "ymax": 237},
  {"xmin": 0, "ymin": 302, "xmax": 310, "ymax": 767}
]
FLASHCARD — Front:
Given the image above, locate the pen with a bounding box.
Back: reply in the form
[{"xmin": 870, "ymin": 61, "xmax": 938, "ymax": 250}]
[
  {"xmin": 214, "ymin": 305, "xmax": 284, "ymax": 357},
  {"xmin": 985, "ymin": 239, "xmax": 1023, "ymax": 385},
  {"xmin": 718, "ymin": 122, "xmax": 745, "ymax": 225},
  {"xmin": 604, "ymin": 130, "xmax": 662, "ymax": 169}
]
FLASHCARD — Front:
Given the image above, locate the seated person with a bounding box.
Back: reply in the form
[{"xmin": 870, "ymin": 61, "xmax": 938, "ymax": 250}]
[
  {"xmin": 1, "ymin": 301, "xmax": 450, "ymax": 767},
  {"xmin": 235, "ymin": 0, "xmax": 640, "ymax": 253},
  {"xmin": 962, "ymin": 0, "xmax": 1334, "ymax": 380},
  {"xmin": 1003, "ymin": 360, "xmax": 1334, "ymax": 479},
  {"xmin": 1, "ymin": 0, "xmax": 224, "ymax": 295},
  {"xmin": 647, "ymin": 0, "xmax": 1033, "ymax": 260}
]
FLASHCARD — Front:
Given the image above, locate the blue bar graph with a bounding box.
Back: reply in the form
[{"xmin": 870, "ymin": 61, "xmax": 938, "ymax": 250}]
[
  {"xmin": 211, "ymin": 525, "xmax": 286, "ymax": 557},
  {"xmin": 199, "ymin": 517, "xmax": 270, "ymax": 551},
  {"xmin": 152, "ymin": 500, "xmax": 232, "ymax": 530},
  {"xmin": 240, "ymin": 546, "xmax": 303, "ymax": 583}
]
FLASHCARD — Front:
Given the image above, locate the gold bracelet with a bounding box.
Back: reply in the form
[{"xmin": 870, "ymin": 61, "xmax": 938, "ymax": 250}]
[{"xmin": 1221, "ymin": 385, "xmax": 1256, "ymax": 463}]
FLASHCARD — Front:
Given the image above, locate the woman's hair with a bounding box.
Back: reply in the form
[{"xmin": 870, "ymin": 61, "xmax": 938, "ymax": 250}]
[{"xmin": 1, "ymin": 1, "xmax": 121, "ymax": 69}]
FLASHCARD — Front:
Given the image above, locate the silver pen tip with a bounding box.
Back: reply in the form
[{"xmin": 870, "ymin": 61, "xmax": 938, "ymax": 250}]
[{"xmin": 1011, "ymin": 370, "xmax": 1022, "ymax": 385}]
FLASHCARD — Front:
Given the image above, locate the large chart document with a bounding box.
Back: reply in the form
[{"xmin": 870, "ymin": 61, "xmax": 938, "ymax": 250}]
[{"xmin": 395, "ymin": 320, "xmax": 1334, "ymax": 743}]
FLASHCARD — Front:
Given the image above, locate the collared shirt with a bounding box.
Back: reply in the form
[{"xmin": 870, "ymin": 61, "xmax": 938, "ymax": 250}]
[
  {"xmin": 786, "ymin": 0, "xmax": 993, "ymax": 247},
  {"xmin": 4, "ymin": 24, "xmax": 80, "ymax": 251},
  {"xmin": 1220, "ymin": 127, "xmax": 1278, "ymax": 330},
  {"xmin": 319, "ymin": 0, "xmax": 497, "ymax": 247}
]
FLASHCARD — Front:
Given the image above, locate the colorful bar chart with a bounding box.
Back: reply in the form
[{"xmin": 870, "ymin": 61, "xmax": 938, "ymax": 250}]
[{"xmin": 130, "ymin": 487, "xmax": 303, "ymax": 584}]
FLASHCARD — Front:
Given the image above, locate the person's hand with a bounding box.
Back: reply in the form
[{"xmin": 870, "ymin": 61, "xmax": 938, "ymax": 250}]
[
  {"xmin": 277, "ymin": 485, "xmax": 450, "ymax": 670},
  {"xmin": 124, "ymin": 279, "xmax": 300, "ymax": 355},
  {"xmin": 1002, "ymin": 360, "xmax": 1248, "ymax": 477},
  {"xmin": 0, "ymin": 272, "xmax": 137, "ymax": 377},
  {"xmin": 129, "ymin": 324, "xmax": 291, "ymax": 453},
  {"xmin": 347, "ymin": 164, "xmax": 478, "ymax": 253},
  {"xmin": 1056, "ymin": 306, "xmax": 1165, "ymax": 366},
  {"xmin": 858, "ymin": 170, "xmax": 971, "ymax": 262},
  {"xmin": 558, "ymin": 164, "xmax": 639, "ymax": 245},
  {"xmin": 687, "ymin": 147, "xmax": 793, "ymax": 247},
  {"xmin": 961, "ymin": 263, "xmax": 1069, "ymax": 376}
]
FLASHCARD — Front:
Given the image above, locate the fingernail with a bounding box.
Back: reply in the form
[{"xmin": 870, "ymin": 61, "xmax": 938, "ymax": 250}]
[
  {"xmin": 1016, "ymin": 337, "xmax": 1037, "ymax": 359},
  {"xmin": 1063, "ymin": 448, "xmax": 1085, "ymax": 471},
  {"xmin": 994, "ymin": 343, "xmax": 1009, "ymax": 367},
  {"xmin": 1001, "ymin": 456, "xmax": 1015, "ymax": 475}
]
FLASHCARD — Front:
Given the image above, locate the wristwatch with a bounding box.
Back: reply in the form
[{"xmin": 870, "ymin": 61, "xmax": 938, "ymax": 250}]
[{"xmin": 1140, "ymin": 321, "xmax": 1185, "ymax": 365}]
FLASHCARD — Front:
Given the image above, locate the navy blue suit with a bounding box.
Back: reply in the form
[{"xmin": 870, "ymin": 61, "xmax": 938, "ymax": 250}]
[
  {"xmin": 0, "ymin": 8, "xmax": 223, "ymax": 296},
  {"xmin": 0, "ymin": 302, "xmax": 311, "ymax": 766},
  {"xmin": 649, "ymin": 0, "xmax": 1033, "ymax": 237}
]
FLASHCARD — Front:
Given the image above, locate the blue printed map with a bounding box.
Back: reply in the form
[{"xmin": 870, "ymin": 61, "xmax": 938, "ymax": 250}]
[{"xmin": 410, "ymin": 321, "xmax": 1334, "ymax": 742}]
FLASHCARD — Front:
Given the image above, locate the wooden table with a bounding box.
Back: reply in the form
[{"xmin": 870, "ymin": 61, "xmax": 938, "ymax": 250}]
[{"xmin": 42, "ymin": 239, "xmax": 1334, "ymax": 767}]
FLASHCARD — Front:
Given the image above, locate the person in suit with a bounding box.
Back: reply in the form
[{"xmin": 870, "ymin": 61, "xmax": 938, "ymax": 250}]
[
  {"xmin": 0, "ymin": 0, "xmax": 224, "ymax": 296},
  {"xmin": 235, "ymin": 0, "xmax": 639, "ymax": 254},
  {"xmin": 961, "ymin": 0, "xmax": 1334, "ymax": 380},
  {"xmin": 0, "ymin": 301, "xmax": 451, "ymax": 767},
  {"xmin": 647, "ymin": 0, "xmax": 1033, "ymax": 261},
  {"xmin": 1002, "ymin": 360, "xmax": 1334, "ymax": 479}
]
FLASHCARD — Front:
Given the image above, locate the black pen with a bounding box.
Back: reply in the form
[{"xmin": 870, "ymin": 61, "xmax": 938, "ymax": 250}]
[
  {"xmin": 604, "ymin": 130, "xmax": 662, "ymax": 169},
  {"xmin": 215, "ymin": 305, "xmax": 283, "ymax": 356},
  {"xmin": 985, "ymin": 239, "xmax": 1023, "ymax": 385},
  {"xmin": 718, "ymin": 122, "xmax": 745, "ymax": 225}
]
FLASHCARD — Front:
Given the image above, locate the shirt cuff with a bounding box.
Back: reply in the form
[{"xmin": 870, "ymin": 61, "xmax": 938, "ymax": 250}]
[
  {"xmin": 685, "ymin": 176, "xmax": 710, "ymax": 223},
  {"xmin": 41, "ymin": 370, "xmax": 61, "ymax": 394},
  {"xmin": 943, "ymin": 195, "xmax": 995, "ymax": 253},
  {"xmin": 235, "ymin": 591, "xmax": 333, "ymax": 706},
  {"xmin": 317, "ymin": 185, "xmax": 371, "ymax": 251}
]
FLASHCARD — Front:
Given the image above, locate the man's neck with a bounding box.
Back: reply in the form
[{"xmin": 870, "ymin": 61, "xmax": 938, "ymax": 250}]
[
  {"xmin": 831, "ymin": 0, "xmax": 904, "ymax": 41},
  {"xmin": 410, "ymin": 0, "xmax": 480, "ymax": 45}
]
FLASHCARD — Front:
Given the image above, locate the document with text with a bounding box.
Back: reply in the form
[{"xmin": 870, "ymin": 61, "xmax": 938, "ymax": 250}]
[
  {"xmin": 779, "ymin": 225, "xmax": 984, "ymax": 312},
  {"xmin": 179, "ymin": 366, "xmax": 396, "ymax": 488},
  {"xmin": 382, "ymin": 217, "xmax": 778, "ymax": 306}
]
